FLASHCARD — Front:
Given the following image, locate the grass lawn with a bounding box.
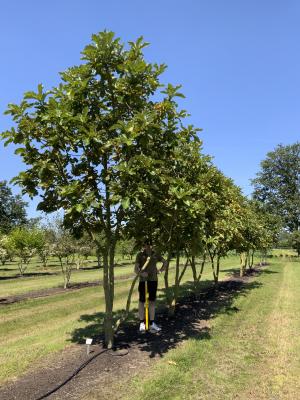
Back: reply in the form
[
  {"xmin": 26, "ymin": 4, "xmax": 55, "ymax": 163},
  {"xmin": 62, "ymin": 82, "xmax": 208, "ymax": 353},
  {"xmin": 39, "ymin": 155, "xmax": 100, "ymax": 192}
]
[
  {"xmin": 0, "ymin": 255, "xmax": 241, "ymax": 385},
  {"xmin": 0, "ymin": 257, "xmax": 134, "ymax": 298},
  {"xmin": 117, "ymin": 258, "xmax": 300, "ymax": 400}
]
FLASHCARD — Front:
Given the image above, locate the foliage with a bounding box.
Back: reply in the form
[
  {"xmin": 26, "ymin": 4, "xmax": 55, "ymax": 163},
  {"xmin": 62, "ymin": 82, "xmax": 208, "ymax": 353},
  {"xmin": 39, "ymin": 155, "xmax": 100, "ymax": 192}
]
[
  {"xmin": 1, "ymin": 31, "xmax": 202, "ymax": 347},
  {"xmin": 252, "ymin": 142, "xmax": 300, "ymax": 232},
  {"xmin": 117, "ymin": 237, "xmax": 136, "ymax": 260},
  {"xmin": 0, "ymin": 235, "xmax": 12, "ymax": 265},
  {"xmin": 289, "ymin": 230, "xmax": 300, "ymax": 256},
  {"xmin": 0, "ymin": 181, "xmax": 27, "ymax": 234},
  {"xmin": 7, "ymin": 227, "xmax": 43, "ymax": 275}
]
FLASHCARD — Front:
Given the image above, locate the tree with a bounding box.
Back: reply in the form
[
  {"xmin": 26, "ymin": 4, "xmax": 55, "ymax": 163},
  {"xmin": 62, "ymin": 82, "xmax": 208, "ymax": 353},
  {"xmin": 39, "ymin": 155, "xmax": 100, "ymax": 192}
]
[
  {"xmin": 2, "ymin": 31, "xmax": 199, "ymax": 347},
  {"xmin": 52, "ymin": 229, "xmax": 76, "ymax": 289},
  {"xmin": 252, "ymin": 142, "xmax": 300, "ymax": 232},
  {"xmin": 7, "ymin": 227, "xmax": 42, "ymax": 275},
  {"xmin": 34, "ymin": 228, "xmax": 54, "ymax": 269},
  {"xmin": 0, "ymin": 181, "xmax": 27, "ymax": 234},
  {"xmin": 117, "ymin": 237, "xmax": 136, "ymax": 260},
  {"xmin": 289, "ymin": 230, "xmax": 300, "ymax": 256},
  {"xmin": 0, "ymin": 235, "xmax": 12, "ymax": 265}
]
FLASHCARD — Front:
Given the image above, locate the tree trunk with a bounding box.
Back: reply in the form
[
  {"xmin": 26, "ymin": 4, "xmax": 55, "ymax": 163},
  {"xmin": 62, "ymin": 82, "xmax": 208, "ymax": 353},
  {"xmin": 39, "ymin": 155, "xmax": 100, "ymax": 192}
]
[
  {"xmin": 190, "ymin": 254, "xmax": 197, "ymax": 285},
  {"xmin": 103, "ymin": 249, "xmax": 114, "ymax": 348},
  {"xmin": 169, "ymin": 249, "xmax": 180, "ymax": 316},
  {"xmin": 240, "ymin": 253, "xmax": 245, "ymax": 277},
  {"xmin": 208, "ymin": 248, "xmax": 217, "ymax": 284},
  {"xmin": 196, "ymin": 252, "xmax": 206, "ymax": 283},
  {"xmin": 164, "ymin": 250, "xmax": 173, "ymax": 309},
  {"xmin": 250, "ymin": 250, "xmax": 254, "ymax": 269}
]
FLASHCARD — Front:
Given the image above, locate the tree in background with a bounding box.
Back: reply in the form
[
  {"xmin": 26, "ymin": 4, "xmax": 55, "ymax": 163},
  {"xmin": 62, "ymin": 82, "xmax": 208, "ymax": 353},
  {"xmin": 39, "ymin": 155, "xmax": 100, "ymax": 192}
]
[
  {"xmin": 34, "ymin": 228, "xmax": 54, "ymax": 269},
  {"xmin": 252, "ymin": 142, "xmax": 300, "ymax": 232},
  {"xmin": 51, "ymin": 223, "xmax": 77, "ymax": 289},
  {"xmin": 7, "ymin": 227, "xmax": 43, "ymax": 275},
  {"xmin": 0, "ymin": 181, "xmax": 27, "ymax": 234},
  {"xmin": 0, "ymin": 235, "xmax": 12, "ymax": 265},
  {"xmin": 117, "ymin": 237, "xmax": 136, "ymax": 260},
  {"xmin": 74, "ymin": 234, "xmax": 94, "ymax": 269},
  {"xmin": 289, "ymin": 230, "xmax": 300, "ymax": 257}
]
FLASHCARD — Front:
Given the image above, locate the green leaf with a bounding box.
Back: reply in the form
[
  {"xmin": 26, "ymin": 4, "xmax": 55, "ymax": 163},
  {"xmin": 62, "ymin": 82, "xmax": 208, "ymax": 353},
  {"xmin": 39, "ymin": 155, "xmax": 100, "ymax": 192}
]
[
  {"xmin": 75, "ymin": 204, "xmax": 84, "ymax": 213},
  {"xmin": 121, "ymin": 197, "xmax": 130, "ymax": 210}
]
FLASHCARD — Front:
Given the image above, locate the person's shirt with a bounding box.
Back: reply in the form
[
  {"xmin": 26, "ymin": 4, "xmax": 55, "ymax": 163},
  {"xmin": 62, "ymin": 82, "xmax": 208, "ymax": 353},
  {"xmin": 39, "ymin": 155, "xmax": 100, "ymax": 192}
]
[{"xmin": 135, "ymin": 250, "xmax": 164, "ymax": 281}]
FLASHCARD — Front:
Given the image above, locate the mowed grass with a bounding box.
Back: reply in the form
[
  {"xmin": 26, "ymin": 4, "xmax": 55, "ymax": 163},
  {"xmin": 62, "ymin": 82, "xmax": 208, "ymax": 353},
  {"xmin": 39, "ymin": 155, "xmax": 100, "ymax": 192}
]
[
  {"xmin": 0, "ymin": 257, "xmax": 134, "ymax": 298},
  {"xmin": 0, "ymin": 256, "xmax": 240, "ymax": 384},
  {"xmin": 118, "ymin": 259, "xmax": 300, "ymax": 400}
]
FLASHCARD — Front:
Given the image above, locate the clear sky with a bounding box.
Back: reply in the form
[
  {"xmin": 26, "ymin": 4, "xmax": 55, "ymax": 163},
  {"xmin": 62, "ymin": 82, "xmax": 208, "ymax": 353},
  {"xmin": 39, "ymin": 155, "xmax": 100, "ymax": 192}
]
[{"xmin": 1, "ymin": 0, "xmax": 299, "ymax": 217}]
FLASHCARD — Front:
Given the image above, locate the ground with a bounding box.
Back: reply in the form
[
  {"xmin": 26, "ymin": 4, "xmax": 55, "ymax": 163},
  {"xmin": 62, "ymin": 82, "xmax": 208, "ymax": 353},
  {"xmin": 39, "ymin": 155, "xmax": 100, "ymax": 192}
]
[{"xmin": 0, "ymin": 256, "xmax": 299, "ymax": 399}]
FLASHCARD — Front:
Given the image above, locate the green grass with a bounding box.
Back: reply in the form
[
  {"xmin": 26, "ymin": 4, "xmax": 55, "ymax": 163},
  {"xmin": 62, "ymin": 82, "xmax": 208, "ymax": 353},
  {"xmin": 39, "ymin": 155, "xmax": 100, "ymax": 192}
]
[
  {"xmin": 0, "ymin": 255, "xmax": 240, "ymax": 384},
  {"xmin": 115, "ymin": 258, "xmax": 300, "ymax": 400},
  {"xmin": 0, "ymin": 257, "xmax": 134, "ymax": 297},
  {"xmin": 271, "ymin": 248, "xmax": 298, "ymax": 257}
]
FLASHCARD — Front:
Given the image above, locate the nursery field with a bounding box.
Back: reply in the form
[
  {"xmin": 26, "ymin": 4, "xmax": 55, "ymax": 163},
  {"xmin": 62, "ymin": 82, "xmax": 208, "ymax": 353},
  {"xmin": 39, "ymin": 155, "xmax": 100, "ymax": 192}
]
[{"xmin": 0, "ymin": 253, "xmax": 299, "ymax": 400}]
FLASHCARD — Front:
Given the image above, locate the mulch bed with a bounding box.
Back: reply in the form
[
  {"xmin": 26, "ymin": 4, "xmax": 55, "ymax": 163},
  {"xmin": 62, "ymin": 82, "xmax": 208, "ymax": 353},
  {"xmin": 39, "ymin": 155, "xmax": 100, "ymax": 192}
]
[{"xmin": 0, "ymin": 268, "xmax": 263, "ymax": 400}]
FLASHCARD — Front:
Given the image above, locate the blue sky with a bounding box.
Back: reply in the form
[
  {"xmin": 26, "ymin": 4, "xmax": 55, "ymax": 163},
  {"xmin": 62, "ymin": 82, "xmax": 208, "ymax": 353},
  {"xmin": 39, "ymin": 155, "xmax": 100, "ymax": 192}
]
[{"xmin": 1, "ymin": 0, "xmax": 299, "ymax": 217}]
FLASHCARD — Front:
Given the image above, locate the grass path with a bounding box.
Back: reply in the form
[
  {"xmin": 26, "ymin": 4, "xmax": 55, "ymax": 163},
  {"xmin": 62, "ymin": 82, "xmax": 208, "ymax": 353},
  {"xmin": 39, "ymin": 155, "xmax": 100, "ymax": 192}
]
[{"xmin": 121, "ymin": 260, "xmax": 300, "ymax": 400}]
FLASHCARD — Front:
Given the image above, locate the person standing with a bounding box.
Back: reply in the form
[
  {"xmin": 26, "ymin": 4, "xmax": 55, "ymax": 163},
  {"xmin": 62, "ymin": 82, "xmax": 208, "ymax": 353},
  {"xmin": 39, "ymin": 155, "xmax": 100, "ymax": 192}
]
[{"xmin": 135, "ymin": 240, "xmax": 167, "ymax": 332}]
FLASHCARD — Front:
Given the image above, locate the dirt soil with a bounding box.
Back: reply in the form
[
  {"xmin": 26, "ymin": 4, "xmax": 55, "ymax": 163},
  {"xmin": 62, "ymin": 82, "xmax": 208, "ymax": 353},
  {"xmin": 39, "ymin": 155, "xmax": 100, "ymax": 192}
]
[{"xmin": 0, "ymin": 269, "xmax": 261, "ymax": 400}]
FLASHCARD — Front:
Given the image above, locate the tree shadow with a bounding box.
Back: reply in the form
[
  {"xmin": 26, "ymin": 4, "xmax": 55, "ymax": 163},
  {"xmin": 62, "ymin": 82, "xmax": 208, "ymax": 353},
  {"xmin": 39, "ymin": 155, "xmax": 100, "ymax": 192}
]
[
  {"xmin": 223, "ymin": 267, "xmax": 240, "ymax": 276},
  {"xmin": 0, "ymin": 268, "xmax": 16, "ymax": 271},
  {"xmin": 79, "ymin": 265, "xmax": 100, "ymax": 270},
  {"xmin": 258, "ymin": 269, "xmax": 279, "ymax": 274},
  {"xmin": 0, "ymin": 271, "xmax": 58, "ymax": 280},
  {"xmin": 70, "ymin": 277, "xmax": 263, "ymax": 359}
]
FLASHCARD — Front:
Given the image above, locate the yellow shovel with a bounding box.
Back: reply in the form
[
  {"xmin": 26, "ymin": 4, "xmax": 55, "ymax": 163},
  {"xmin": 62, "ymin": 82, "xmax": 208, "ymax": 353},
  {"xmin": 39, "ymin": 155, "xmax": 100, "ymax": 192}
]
[
  {"xmin": 145, "ymin": 281, "xmax": 149, "ymax": 330},
  {"xmin": 140, "ymin": 256, "xmax": 151, "ymax": 331}
]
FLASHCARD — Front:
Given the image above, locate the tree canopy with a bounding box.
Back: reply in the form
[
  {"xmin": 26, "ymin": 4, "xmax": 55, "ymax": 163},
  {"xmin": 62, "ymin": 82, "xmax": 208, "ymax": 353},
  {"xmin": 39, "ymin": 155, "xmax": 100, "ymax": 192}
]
[
  {"xmin": 0, "ymin": 181, "xmax": 27, "ymax": 234},
  {"xmin": 252, "ymin": 142, "xmax": 300, "ymax": 232}
]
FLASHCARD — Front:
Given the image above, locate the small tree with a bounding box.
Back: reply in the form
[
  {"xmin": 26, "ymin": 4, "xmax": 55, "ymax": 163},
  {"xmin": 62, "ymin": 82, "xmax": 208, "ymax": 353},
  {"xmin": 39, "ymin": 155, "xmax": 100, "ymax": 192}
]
[
  {"xmin": 118, "ymin": 238, "xmax": 136, "ymax": 260},
  {"xmin": 74, "ymin": 234, "xmax": 94, "ymax": 269},
  {"xmin": 0, "ymin": 235, "xmax": 11, "ymax": 265},
  {"xmin": 34, "ymin": 229, "xmax": 54, "ymax": 269},
  {"xmin": 52, "ymin": 229, "xmax": 76, "ymax": 289},
  {"xmin": 7, "ymin": 227, "xmax": 41, "ymax": 275}
]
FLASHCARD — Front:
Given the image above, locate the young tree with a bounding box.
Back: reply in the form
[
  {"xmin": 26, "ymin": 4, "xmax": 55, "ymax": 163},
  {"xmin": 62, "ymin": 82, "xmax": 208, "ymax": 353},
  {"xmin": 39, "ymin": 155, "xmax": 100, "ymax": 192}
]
[
  {"xmin": 7, "ymin": 227, "xmax": 42, "ymax": 275},
  {"xmin": 34, "ymin": 229, "xmax": 53, "ymax": 269},
  {"xmin": 2, "ymin": 31, "xmax": 199, "ymax": 347},
  {"xmin": 0, "ymin": 235, "xmax": 11, "ymax": 265},
  {"xmin": 52, "ymin": 229, "xmax": 76, "ymax": 289},
  {"xmin": 117, "ymin": 237, "xmax": 136, "ymax": 260}
]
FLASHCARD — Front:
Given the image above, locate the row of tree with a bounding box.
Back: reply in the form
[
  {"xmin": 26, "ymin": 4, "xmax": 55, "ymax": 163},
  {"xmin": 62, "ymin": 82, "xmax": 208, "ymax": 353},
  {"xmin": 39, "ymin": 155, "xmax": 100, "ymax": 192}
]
[{"xmin": 1, "ymin": 31, "xmax": 298, "ymax": 347}]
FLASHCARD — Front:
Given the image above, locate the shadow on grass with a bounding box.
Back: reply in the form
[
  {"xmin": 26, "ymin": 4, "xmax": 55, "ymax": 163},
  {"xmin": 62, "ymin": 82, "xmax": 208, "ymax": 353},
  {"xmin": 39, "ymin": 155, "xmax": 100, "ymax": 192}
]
[
  {"xmin": 79, "ymin": 265, "xmax": 101, "ymax": 270},
  {"xmin": 258, "ymin": 269, "xmax": 279, "ymax": 274},
  {"xmin": 70, "ymin": 276, "xmax": 262, "ymax": 359},
  {"xmin": 0, "ymin": 268, "xmax": 16, "ymax": 271},
  {"xmin": 0, "ymin": 271, "xmax": 58, "ymax": 281},
  {"xmin": 223, "ymin": 267, "xmax": 240, "ymax": 275}
]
